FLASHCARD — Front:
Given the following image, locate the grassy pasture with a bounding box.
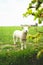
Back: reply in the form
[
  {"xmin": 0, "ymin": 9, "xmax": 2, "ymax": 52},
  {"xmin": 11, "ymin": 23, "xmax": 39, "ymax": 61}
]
[
  {"xmin": 0, "ymin": 26, "xmax": 22, "ymax": 45},
  {"xmin": 0, "ymin": 26, "xmax": 43, "ymax": 65},
  {"xmin": 0, "ymin": 26, "xmax": 43, "ymax": 45}
]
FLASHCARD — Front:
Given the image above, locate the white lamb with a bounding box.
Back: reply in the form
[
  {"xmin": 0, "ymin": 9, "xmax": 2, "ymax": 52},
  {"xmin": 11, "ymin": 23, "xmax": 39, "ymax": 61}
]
[{"xmin": 13, "ymin": 26, "xmax": 28, "ymax": 50}]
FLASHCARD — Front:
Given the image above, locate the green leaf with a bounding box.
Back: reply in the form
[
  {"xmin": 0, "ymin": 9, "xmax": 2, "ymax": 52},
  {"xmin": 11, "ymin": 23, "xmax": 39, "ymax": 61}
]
[
  {"xmin": 34, "ymin": 16, "xmax": 37, "ymax": 20},
  {"xmin": 32, "ymin": 0, "xmax": 36, "ymax": 3},
  {"xmin": 29, "ymin": 3, "xmax": 32, "ymax": 7},
  {"xmin": 28, "ymin": 9, "xmax": 32, "ymax": 14}
]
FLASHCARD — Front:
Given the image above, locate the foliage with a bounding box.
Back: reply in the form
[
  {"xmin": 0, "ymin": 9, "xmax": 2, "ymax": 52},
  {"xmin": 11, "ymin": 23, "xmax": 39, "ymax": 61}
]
[
  {"xmin": 37, "ymin": 49, "xmax": 43, "ymax": 59},
  {"xmin": 23, "ymin": 0, "xmax": 43, "ymax": 24},
  {"xmin": 0, "ymin": 43, "xmax": 43, "ymax": 65},
  {"xmin": 27, "ymin": 33, "xmax": 41, "ymax": 43},
  {"xmin": 36, "ymin": 49, "xmax": 43, "ymax": 65}
]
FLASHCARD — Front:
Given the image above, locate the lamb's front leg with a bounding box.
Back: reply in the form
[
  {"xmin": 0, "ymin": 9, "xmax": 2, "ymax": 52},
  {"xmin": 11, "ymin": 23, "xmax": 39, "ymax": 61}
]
[
  {"xmin": 23, "ymin": 41, "xmax": 26, "ymax": 49},
  {"xmin": 20, "ymin": 39, "xmax": 23, "ymax": 50},
  {"xmin": 21, "ymin": 41, "xmax": 26, "ymax": 50},
  {"xmin": 21, "ymin": 43, "xmax": 24, "ymax": 50}
]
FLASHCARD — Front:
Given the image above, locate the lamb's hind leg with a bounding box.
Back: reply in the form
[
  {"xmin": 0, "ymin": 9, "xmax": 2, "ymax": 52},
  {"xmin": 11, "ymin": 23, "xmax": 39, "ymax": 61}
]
[{"xmin": 13, "ymin": 36, "xmax": 18, "ymax": 48}]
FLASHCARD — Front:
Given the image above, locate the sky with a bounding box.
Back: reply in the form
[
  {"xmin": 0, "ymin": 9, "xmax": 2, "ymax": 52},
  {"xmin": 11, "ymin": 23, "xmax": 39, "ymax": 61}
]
[{"xmin": 0, "ymin": 0, "xmax": 43, "ymax": 26}]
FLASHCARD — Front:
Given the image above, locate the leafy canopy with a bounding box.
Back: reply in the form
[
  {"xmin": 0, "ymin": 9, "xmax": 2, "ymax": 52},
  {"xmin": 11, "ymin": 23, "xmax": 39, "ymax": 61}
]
[{"xmin": 23, "ymin": 0, "xmax": 43, "ymax": 24}]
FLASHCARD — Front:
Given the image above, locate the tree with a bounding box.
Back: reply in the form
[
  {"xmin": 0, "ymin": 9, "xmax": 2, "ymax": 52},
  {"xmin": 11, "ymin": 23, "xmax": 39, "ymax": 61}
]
[{"xmin": 23, "ymin": 0, "xmax": 43, "ymax": 24}]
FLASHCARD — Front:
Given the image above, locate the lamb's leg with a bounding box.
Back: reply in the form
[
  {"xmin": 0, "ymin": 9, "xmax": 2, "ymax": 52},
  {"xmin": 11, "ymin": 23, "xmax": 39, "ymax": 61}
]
[
  {"xmin": 13, "ymin": 36, "xmax": 17, "ymax": 46},
  {"xmin": 15, "ymin": 37, "xmax": 18, "ymax": 44},
  {"xmin": 14, "ymin": 37, "xmax": 18, "ymax": 47},
  {"xmin": 23, "ymin": 41, "xmax": 26, "ymax": 49},
  {"xmin": 21, "ymin": 43, "xmax": 23, "ymax": 50},
  {"xmin": 20, "ymin": 39, "xmax": 23, "ymax": 50}
]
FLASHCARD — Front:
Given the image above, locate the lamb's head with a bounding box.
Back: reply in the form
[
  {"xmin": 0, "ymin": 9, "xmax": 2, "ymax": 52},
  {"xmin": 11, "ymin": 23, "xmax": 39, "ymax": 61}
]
[{"xmin": 23, "ymin": 27, "xmax": 28, "ymax": 34}]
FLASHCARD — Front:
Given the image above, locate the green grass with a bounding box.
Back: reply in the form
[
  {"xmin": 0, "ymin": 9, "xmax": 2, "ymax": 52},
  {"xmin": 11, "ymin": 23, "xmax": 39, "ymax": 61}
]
[
  {"xmin": 0, "ymin": 26, "xmax": 43, "ymax": 65},
  {"xmin": 0, "ymin": 26, "xmax": 43, "ymax": 45},
  {"xmin": 0, "ymin": 26, "xmax": 22, "ymax": 45},
  {"xmin": 0, "ymin": 43, "xmax": 43, "ymax": 65}
]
